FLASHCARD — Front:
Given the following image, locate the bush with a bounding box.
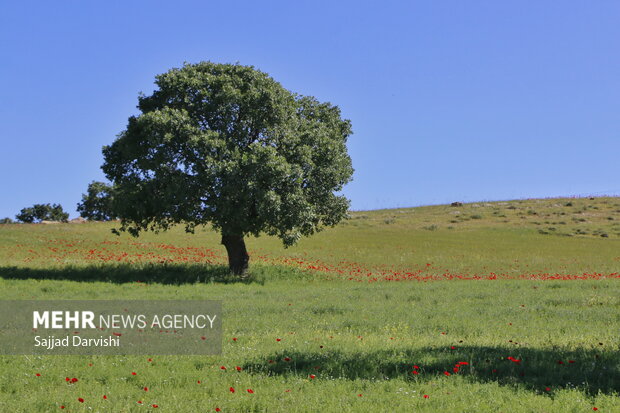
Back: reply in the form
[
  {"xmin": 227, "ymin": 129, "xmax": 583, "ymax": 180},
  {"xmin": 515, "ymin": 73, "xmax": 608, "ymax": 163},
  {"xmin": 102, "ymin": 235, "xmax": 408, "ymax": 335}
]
[{"xmin": 0, "ymin": 217, "xmax": 13, "ymax": 224}]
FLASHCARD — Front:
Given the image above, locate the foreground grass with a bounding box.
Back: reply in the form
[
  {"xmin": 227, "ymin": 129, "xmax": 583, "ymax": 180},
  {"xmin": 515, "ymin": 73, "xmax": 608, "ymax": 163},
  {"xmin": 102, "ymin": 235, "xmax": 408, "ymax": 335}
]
[
  {"xmin": 1, "ymin": 274, "xmax": 618, "ymax": 412},
  {"xmin": 0, "ymin": 197, "xmax": 619, "ymax": 411}
]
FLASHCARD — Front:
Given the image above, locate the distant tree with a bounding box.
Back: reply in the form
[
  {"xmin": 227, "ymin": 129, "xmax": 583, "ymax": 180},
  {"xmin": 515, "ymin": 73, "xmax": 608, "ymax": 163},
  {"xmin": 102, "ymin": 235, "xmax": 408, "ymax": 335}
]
[
  {"xmin": 0, "ymin": 217, "xmax": 13, "ymax": 224},
  {"xmin": 77, "ymin": 181, "xmax": 116, "ymax": 221},
  {"xmin": 102, "ymin": 62, "xmax": 353, "ymax": 275},
  {"xmin": 15, "ymin": 203, "xmax": 69, "ymax": 223}
]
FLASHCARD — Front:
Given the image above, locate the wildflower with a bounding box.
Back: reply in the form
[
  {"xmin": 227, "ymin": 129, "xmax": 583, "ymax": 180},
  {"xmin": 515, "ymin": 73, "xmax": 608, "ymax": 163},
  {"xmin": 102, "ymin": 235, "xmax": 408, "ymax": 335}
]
[
  {"xmin": 35, "ymin": 373, "xmax": 41, "ymax": 377},
  {"xmin": 229, "ymin": 387, "xmax": 235, "ymax": 393},
  {"xmin": 132, "ymin": 372, "xmax": 137, "ymax": 375},
  {"xmin": 232, "ymin": 337, "xmax": 237, "ymax": 341},
  {"xmin": 216, "ymin": 409, "xmax": 221, "ymax": 412},
  {"xmin": 78, "ymin": 398, "xmax": 84, "ymax": 403},
  {"xmin": 276, "ymin": 338, "xmax": 281, "ymax": 342},
  {"xmin": 247, "ymin": 389, "xmax": 254, "ymax": 394},
  {"xmin": 220, "ymin": 366, "xmax": 227, "ymax": 370},
  {"xmin": 423, "ymin": 395, "xmax": 429, "ymax": 399},
  {"xmin": 103, "ymin": 395, "xmax": 107, "ymax": 399},
  {"xmin": 152, "ymin": 405, "xmax": 159, "ymax": 408},
  {"xmin": 309, "ymin": 374, "xmax": 316, "ymax": 379},
  {"xmin": 284, "ymin": 357, "xmax": 291, "ymax": 362},
  {"xmin": 71, "ymin": 378, "xmax": 78, "ymax": 383},
  {"xmin": 144, "ymin": 387, "xmax": 148, "ymax": 391},
  {"xmin": 444, "ymin": 371, "xmax": 451, "ymax": 376}
]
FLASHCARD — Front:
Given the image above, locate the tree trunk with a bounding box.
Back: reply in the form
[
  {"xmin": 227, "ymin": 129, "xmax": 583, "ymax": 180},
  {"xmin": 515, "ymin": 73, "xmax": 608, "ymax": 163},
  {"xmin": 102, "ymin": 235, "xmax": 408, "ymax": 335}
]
[{"xmin": 221, "ymin": 235, "xmax": 249, "ymax": 276}]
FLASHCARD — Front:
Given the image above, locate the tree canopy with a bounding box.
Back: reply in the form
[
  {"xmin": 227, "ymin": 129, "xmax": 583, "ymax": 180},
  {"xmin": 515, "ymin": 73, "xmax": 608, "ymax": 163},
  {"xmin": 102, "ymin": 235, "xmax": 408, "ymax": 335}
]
[
  {"xmin": 102, "ymin": 62, "xmax": 353, "ymax": 274},
  {"xmin": 77, "ymin": 181, "xmax": 116, "ymax": 221},
  {"xmin": 15, "ymin": 203, "xmax": 69, "ymax": 223}
]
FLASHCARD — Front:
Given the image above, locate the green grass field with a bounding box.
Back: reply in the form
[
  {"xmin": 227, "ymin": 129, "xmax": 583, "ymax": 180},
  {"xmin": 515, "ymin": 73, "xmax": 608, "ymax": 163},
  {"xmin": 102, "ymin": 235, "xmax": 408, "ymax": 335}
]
[{"xmin": 1, "ymin": 197, "xmax": 619, "ymax": 412}]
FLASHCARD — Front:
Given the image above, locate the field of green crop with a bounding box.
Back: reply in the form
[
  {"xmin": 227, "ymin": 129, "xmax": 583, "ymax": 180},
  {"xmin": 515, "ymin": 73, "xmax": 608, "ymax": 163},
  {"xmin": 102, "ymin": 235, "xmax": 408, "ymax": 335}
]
[{"xmin": 1, "ymin": 197, "xmax": 619, "ymax": 412}]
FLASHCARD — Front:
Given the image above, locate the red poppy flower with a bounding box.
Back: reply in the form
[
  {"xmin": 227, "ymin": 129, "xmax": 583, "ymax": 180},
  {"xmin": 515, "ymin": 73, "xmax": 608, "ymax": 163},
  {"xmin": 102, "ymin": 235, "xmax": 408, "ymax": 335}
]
[
  {"xmin": 458, "ymin": 361, "xmax": 469, "ymax": 365},
  {"xmin": 232, "ymin": 337, "xmax": 237, "ymax": 341},
  {"xmin": 423, "ymin": 395, "xmax": 429, "ymax": 399},
  {"xmin": 557, "ymin": 360, "xmax": 564, "ymax": 365},
  {"xmin": 284, "ymin": 357, "xmax": 291, "ymax": 362},
  {"xmin": 568, "ymin": 360, "xmax": 576, "ymax": 364},
  {"xmin": 35, "ymin": 373, "xmax": 41, "ymax": 376},
  {"xmin": 144, "ymin": 387, "xmax": 148, "ymax": 391},
  {"xmin": 236, "ymin": 366, "xmax": 242, "ymax": 371},
  {"xmin": 453, "ymin": 367, "xmax": 459, "ymax": 373},
  {"xmin": 201, "ymin": 336, "xmax": 206, "ymax": 340},
  {"xmin": 593, "ymin": 408, "xmax": 598, "ymax": 411},
  {"xmin": 276, "ymin": 338, "xmax": 281, "ymax": 342},
  {"xmin": 78, "ymin": 398, "xmax": 84, "ymax": 403},
  {"xmin": 450, "ymin": 346, "xmax": 456, "ymax": 350},
  {"xmin": 197, "ymin": 380, "xmax": 201, "ymax": 384},
  {"xmin": 412, "ymin": 371, "xmax": 419, "ymax": 375},
  {"xmin": 309, "ymin": 374, "xmax": 316, "ymax": 379},
  {"xmin": 60, "ymin": 406, "xmax": 65, "ymax": 409},
  {"xmin": 545, "ymin": 387, "xmax": 550, "ymax": 392},
  {"xmin": 148, "ymin": 358, "xmax": 153, "ymax": 362},
  {"xmin": 71, "ymin": 378, "xmax": 78, "ymax": 383},
  {"xmin": 65, "ymin": 377, "xmax": 70, "ymax": 382},
  {"xmin": 220, "ymin": 366, "xmax": 226, "ymax": 370},
  {"xmin": 413, "ymin": 365, "xmax": 420, "ymax": 369},
  {"xmin": 444, "ymin": 371, "xmax": 451, "ymax": 376},
  {"xmin": 492, "ymin": 369, "xmax": 497, "ymax": 373},
  {"xmin": 229, "ymin": 387, "xmax": 235, "ymax": 393},
  {"xmin": 247, "ymin": 389, "xmax": 254, "ymax": 394},
  {"xmin": 103, "ymin": 395, "xmax": 107, "ymax": 399},
  {"xmin": 216, "ymin": 409, "xmax": 221, "ymax": 412},
  {"xmin": 137, "ymin": 400, "xmax": 142, "ymax": 404},
  {"xmin": 152, "ymin": 405, "xmax": 158, "ymax": 408},
  {"xmin": 132, "ymin": 372, "xmax": 137, "ymax": 375}
]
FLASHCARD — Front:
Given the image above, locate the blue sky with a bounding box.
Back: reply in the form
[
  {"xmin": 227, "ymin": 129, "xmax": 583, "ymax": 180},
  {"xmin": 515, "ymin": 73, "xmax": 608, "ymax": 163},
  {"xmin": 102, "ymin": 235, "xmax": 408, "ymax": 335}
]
[{"xmin": 1, "ymin": 1, "xmax": 619, "ymax": 218}]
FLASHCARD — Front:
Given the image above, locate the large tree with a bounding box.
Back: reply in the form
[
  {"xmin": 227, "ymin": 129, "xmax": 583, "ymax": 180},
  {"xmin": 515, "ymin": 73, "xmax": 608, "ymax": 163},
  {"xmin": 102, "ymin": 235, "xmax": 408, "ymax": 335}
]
[{"xmin": 102, "ymin": 62, "xmax": 353, "ymax": 275}]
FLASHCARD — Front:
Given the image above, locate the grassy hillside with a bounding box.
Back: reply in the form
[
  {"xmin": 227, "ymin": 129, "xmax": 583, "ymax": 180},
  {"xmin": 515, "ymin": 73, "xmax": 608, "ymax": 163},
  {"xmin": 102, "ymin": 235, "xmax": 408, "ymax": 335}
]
[
  {"xmin": 2, "ymin": 196, "xmax": 619, "ymax": 278},
  {"xmin": 0, "ymin": 197, "xmax": 618, "ymax": 412}
]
